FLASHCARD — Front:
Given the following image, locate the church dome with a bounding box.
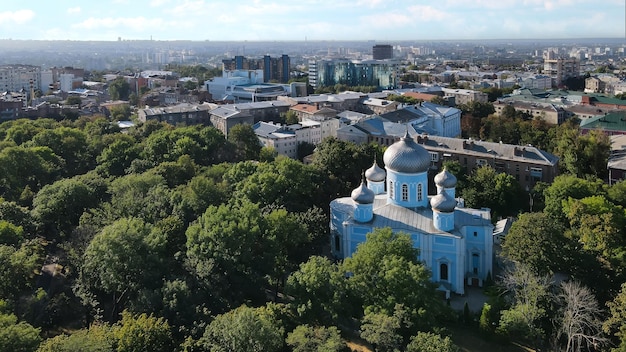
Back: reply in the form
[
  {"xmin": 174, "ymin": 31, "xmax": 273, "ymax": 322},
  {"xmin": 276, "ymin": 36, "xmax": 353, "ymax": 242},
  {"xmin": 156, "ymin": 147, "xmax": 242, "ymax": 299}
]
[
  {"xmin": 434, "ymin": 168, "xmax": 457, "ymax": 188},
  {"xmin": 383, "ymin": 132, "xmax": 431, "ymax": 173},
  {"xmin": 351, "ymin": 180, "xmax": 375, "ymax": 204},
  {"xmin": 430, "ymin": 191, "xmax": 457, "ymax": 213},
  {"xmin": 365, "ymin": 161, "xmax": 386, "ymax": 182}
]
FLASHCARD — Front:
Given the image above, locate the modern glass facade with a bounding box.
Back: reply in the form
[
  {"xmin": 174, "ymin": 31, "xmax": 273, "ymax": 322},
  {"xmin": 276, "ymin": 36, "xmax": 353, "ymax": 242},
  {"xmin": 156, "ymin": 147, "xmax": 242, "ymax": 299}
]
[{"xmin": 310, "ymin": 59, "xmax": 398, "ymax": 90}]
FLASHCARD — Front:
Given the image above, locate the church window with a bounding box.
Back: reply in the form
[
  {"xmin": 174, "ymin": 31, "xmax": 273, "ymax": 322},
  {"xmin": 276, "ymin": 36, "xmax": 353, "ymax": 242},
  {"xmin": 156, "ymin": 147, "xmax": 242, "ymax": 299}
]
[
  {"xmin": 473, "ymin": 231, "xmax": 477, "ymax": 237},
  {"xmin": 389, "ymin": 181, "xmax": 394, "ymax": 198},
  {"xmin": 401, "ymin": 184, "xmax": 408, "ymax": 201},
  {"xmin": 417, "ymin": 183, "xmax": 423, "ymax": 201},
  {"xmin": 440, "ymin": 263, "xmax": 449, "ymax": 281},
  {"xmin": 472, "ymin": 253, "xmax": 480, "ymax": 274},
  {"xmin": 334, "ymin": 235, "xmax": 340, "ymax": 252}
]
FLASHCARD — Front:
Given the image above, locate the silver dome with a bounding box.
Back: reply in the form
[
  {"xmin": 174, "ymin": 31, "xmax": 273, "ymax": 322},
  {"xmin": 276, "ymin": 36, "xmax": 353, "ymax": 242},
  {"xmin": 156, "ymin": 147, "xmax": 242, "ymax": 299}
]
[
  {"xmin": 351, "ymin": 180, "xmax": 375, "ymax": 204},
  {"xmin": 365, "ymin": 161, "xmax": 386, "ymax": 182},
  {"xmin": 430, "ymin": 191, "xmax": 457, "ymax": 213},
  {"xmin": 434, "ymin": 168, "xmax": 457, "ymax": 188},
  {"xmin": 383, "ymin": 133, "xmax": 431, "ymax": 173}
]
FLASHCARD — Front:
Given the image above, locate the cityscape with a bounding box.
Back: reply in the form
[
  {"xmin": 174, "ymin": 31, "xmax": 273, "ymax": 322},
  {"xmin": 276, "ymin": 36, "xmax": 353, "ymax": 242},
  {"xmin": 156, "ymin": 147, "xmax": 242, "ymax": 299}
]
[{"xmin": 1, "ymin": 1, "xmax": 626, "ymax": 352}]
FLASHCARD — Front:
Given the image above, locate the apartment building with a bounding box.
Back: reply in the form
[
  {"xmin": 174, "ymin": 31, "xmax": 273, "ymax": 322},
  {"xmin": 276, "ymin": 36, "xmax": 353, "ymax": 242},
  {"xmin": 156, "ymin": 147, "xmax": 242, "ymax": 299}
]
[
  {"xmin": 543, "ymin": 57, "xmax": 580, "ymax": 87},
  {"xmin": 209, "ymin": 105, "xmax": 255, "ymax": 138},
  {"xmin": 0, "ymin": 65, "xmax": 40, "ymax": 95},
  {"xmin": 493, "ymin": 101, "xmax": 566, "ymax": 124},
  {"xmin": 137, "ymin": 103, "xmax": 213, "ymax": 125},
  {"xmin": 222, "ymin": 55, "xmax": 290, "ymax": 83},
  {"xmin": 253, "ymin": 121, "xmax": 298, "ymax": 159}
]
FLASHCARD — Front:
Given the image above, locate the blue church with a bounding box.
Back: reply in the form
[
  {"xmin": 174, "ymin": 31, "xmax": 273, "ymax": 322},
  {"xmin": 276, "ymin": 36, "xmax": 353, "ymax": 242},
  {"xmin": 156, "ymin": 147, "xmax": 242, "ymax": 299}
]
[{"xmin": 330, "ymin": 132, "xmax": 494, "ymax": 296}]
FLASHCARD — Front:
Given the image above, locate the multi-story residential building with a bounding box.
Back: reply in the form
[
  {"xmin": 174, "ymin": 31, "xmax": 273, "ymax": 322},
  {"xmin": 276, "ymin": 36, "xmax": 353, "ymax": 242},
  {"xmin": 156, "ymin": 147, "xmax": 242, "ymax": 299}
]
[
  {"xmin": 585, "ymin": 76, "xmax": 605, "ymax": 93},
  {"xmin": 372, "ymin": 44, "xmax": 393, "ymax": 60},
  {"xmin": 307, "ymin": 59, "xmax": 398, "ymax": 90},
  {"xmin": 543, "ymin": 57, "xmax": 580, "ymax": 87},
  {"xmin": 287, "ymin": 119, "xmax": 323, "ymax": 146},
  {"xmin": 209, "ymin": 105, "xmax": 255, "ymax": 138},
  {"xmin": 336, "ymin": 118, "xmax": 559, "ymax": 190},
  {"xmin": 222, "ymin": 55, "xmax": 290, "ymax": 83},
  {"xmin": 609, "ymin": 134, "xmax": 626, "ymax": 185},
  {"xmin": 493, "ymin": 101, "xmax": 567, "ymax": 125},
  {"xmin": 137, "ymin": 102, "xmax": 213, "ymax": 125},
  {"xmin": 0, "ymin": 65, "xmax": 40, "ymax": 97},
  {"xmin": 253, "ymin": 121, "xmax": 298, "ymax": 159},
  {"xmin": 440, "ymin": 87, "xmax": 488, "ymax": 105},
  {"xmin": 359, "ymin": 97, "xmax": 400, "ymax": 115}
]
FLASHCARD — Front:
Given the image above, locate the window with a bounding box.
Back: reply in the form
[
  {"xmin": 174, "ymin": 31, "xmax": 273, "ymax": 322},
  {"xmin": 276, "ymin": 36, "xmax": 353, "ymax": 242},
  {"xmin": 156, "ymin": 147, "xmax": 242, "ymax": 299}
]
[
  {"xmin": 417, "ymin": 183, "xmax": 423, "ymax": 201},
  {"xmin": 472, "ymin": 253, "xmax": 480, "ymax": 274},
  {"xmin": 473, "ymin": 231, "xmax": 478, "ymax": 237},
  {"xmin": 429, "ymin": 152, "xmax": 439, "ymax": 162},
  {"xmin": 401, "ymin": 184, "xmax": 408, "ymax": 201},
  {"xmin": 476, "ymin": 159, "xmax": 487, "ymax": 167},
  {"xmin": 440, "ymin": 263, "xmax": 449, "ymax": 281},
  {"xmin": 334, "ymin": 235, "xmax": 340, "ymax": 252},
  {"xmin": 389, "ymin": 181, "xmax": 394, "ymax": 198}
]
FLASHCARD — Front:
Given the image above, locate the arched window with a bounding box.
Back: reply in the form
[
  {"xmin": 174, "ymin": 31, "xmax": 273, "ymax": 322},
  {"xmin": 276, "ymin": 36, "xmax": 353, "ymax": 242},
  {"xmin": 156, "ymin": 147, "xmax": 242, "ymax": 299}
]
[
  {"xmin": 401, "ymin": 184, "xmax": 408, "ymax": 201},
  {"xmin": 389, "ymin": 181, "xmax": 394, "ymax": 198},
  {"xmin": 334, "ymin": 235, "xmax": 341, "ymax": 252},
  {"xmin": 417, "ymin": 183, "xmax": 423, "ymax": 201},
  {"xmin": 440, "ymin": 262, "xmax": 449, "ymax": 281},
  {"xmin": 472, "ymin": 253, "xmax": 480, "ymax": 274}
]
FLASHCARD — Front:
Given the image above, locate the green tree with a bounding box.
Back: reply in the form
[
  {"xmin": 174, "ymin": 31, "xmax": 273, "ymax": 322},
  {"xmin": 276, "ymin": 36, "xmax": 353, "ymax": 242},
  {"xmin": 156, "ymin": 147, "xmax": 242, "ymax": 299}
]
[
  {"xmin": 286, "ymin": 325, "xmax": 345, "ymax": 352},
  {"xmin": 109, "ymin": 105, "xmax": 132, "ymax": 121},
  {"xmin": 284, "ymin": 110, "xmax": 299, "ymax": 124},
  {"xmin": 0, "ymin": 309, "xmax": 41, "ymax": 352},
  {"xmin": 501, "ymin": 212, "xmax": 570, "ymax": 276},
  {"xmin": 359, "ymin": 307, "xmax": 405, "ymax": 352},
  {"xmin": 227, "ymin": 123, "xmax": 261, "ymax": 161},
  {"xmin": 65, "ymin": 95, "xmax": 82, "ymax": 107},
  {"xmin": 554, "ymin": 127, "xmax": 610, "ymax": 179},
  {"xmin": 185, "ymin": 200, "xmax": 268, "ymax": 308},
  {"xmin": 27, "ymin": 126, "xmax": 92, "ymax": 176},
  {"xmin": 461, "ymin": 165, "xmax": 524, "ymax": 219},
  {"xmin": 199, "ymin": 305, "xmax": 284, "ymax": 352},
  {"xmin": 31, "ymin": 177, "xmax": 102, "ymax": 239},
  {"xmin": 405, "ymin": 331, "xmax": 459, "ymax": 352},
  {"xmin": 285, "ymin": 256, "xmax": 353, "ymax": 325},
  {"xmin": 0, "ymin": 239, "xmax": 45, "ymax": 302},
  {"xmin": 604, "ymin": 282, "xmax": 626, "ymax": 351},
  {"xmin": 108, "ymin": 77, "xmax": 131, "ymax": 101},
  {"xmin": 0, "ymin": 146, "xmax": 63, "ymax": 202},
  {"xmin": 96, "ymin": 138, "xmax": 141, "ymax": 176},
  {"xmin": 79, "ymin": 218, "xmax": 167, "ymax": 317},
  {"xmin": 344, "ymin": 228, "xmax": 445, "ymax": 331},
  {"xmin": 542, "ymin": 174, "xmax": 605, "ymax": 221},
  {"xmin": 37, "ymin": 324, "xmax": 113, "ymax": 352},
  {"xmin": 113, "ymin": 310, "xmax": 174, "ymax": 352},
  {"xmin": 0, "ymin": 221, "xmax": 24, "ymax": 246}
]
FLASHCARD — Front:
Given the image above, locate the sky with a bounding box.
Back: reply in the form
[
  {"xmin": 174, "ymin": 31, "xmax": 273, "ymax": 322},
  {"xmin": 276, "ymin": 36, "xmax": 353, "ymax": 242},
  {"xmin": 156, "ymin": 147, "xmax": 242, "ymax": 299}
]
[{"xmin": 0, "ymin": 0, "xmax": 624, "ymax": 42}]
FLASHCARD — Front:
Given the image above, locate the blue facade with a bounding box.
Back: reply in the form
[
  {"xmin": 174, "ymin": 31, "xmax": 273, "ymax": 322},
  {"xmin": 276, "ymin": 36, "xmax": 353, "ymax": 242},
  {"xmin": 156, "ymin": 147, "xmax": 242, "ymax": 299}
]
[{"xmin": 330, "ymin": 137, "xmax": 494, "ymax": 295}]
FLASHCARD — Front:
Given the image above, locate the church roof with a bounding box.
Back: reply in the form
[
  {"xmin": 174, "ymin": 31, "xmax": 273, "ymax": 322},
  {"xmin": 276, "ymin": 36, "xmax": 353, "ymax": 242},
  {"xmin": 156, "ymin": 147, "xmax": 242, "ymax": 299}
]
[
  {"xmin": 351, "ymin": 181, "xmax": 375, "ymax": 204},
  {"xmin": 434, "ymin": 168, "xmax": 457, "ymax": 188},
  {"xmin": 383, "ymin": 131, "xmax": 431, "ymax": 173},
  {"xmin": 365, "ymin": 161, "xmax": 386, "ymax": 182},
  {"xmin": 330, "ymin": 195, "xmax": 492, "ymax": 236},
  {"xmin": 430, "ymin": 191, "xmax": 457, "ymax": 213}
]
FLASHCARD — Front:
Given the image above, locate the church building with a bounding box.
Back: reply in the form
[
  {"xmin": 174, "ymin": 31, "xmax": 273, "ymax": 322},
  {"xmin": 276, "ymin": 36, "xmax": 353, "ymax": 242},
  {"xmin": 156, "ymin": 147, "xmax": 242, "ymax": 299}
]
[{"xmin": 330, "ymin": 132, "xmax": 494, "ymax": 296}]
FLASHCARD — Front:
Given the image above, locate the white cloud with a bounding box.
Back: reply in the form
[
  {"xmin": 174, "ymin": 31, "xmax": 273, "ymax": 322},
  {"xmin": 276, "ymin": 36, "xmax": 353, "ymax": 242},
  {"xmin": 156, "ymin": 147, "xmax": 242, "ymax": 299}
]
[
  {"xmin": 67, "ymin": 7, "xmax": 81, "ymax": 14},
  {"xmin": 72, "ymin": 16, "xmax": 166, "ymax": 32},
  {"xmin": 0, "ymin": 9, "xmax": 35, "ymax": 25}
]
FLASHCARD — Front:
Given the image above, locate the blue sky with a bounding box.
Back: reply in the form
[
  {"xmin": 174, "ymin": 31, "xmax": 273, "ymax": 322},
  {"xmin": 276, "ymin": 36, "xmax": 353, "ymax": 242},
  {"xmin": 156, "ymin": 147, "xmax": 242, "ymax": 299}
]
[{"xmin": 0, "ymin": 0, "xmax": 624, "ymax": 41}]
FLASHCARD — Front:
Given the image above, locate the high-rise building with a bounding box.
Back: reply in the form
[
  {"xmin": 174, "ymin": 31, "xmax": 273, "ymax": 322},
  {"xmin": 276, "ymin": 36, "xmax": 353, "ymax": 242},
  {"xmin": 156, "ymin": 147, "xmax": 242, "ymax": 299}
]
[
  {"xmin": 543, "ymin": 57, "xmax": 580, "ymax": 87},
  {"xmin": 372, "ymin": 44, "xmax": 393, "ymax": 60},
  {"xmin": 307, "ymin": 59, "xmax": 398, "ymax": 90},
  {"xmin": 0, "ymin": 65, "xmax": 41, "ymax": 94},
  {"xmin": 222, "ymin": 55, "xmax": 290, "ymax": 83}
]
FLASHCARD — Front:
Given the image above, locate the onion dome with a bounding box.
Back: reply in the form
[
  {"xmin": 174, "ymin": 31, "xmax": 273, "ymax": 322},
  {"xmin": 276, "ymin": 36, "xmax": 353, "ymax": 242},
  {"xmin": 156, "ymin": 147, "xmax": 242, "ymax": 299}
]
[
  {"xmin": 383, "ymin": 131, "xmax": 431, "ymax": 173},
  {"xmin": 430, "ymin": 190, "xmax": 457, "ymax": 213},
  {"xmin": 434, "ymin": 168, "xmax": 457, "ymax": 188},
  {"xmin": 351, "ymin": 180, "xmax": 375, "ymax": 204},
  {"xmin": 365, "ymin": 161, "xmax": 386, "ymax": 182}
]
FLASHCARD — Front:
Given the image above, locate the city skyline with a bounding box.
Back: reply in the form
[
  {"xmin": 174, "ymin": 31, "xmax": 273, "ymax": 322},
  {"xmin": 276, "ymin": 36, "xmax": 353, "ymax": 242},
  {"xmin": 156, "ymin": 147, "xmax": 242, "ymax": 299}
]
[{"xmin": 0, "ymin": 0, "xmax": 624, "ymax": 42}]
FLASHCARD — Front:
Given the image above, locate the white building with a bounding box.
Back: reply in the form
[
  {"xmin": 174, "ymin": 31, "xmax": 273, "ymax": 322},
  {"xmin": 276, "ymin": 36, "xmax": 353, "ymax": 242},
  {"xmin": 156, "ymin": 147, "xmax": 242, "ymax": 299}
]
[
  {"xmin": 253, "ymin": 121, "xmax": 298, "ymax": 159},
  {"xmin": 0, "ymin": 65, "xmax": 40, "ymax": 94}
]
